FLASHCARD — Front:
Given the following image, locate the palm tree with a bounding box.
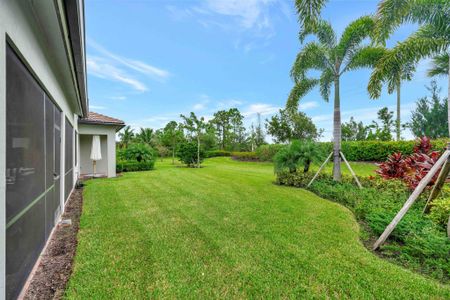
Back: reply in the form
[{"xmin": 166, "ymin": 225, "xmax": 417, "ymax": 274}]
[
  {"xmin": 369, "ymin": 0, "xmax": 450, "ymax": 135},
  {"xmin": 287, "ymin": 16, "xmax": 383, "ymax": 181},
  {"xmin": 136, "ymin": 128, "xmax": 154, "ymax": 146},
  {"xmin": 118, "ymin": 126, "xmax": 134, "ymax": 148},
  {"xmin": 368, "ymin": 49, "xmax": 416, "ymax": 141}
]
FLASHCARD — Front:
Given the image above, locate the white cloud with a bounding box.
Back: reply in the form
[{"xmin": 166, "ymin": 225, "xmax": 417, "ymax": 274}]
[
  {"xmin": 243, "ymin": 103, "xmax": 280, "ymax": 117},
  {"xmin": 109, "ymin": 96, "xmax": 127, "ymax": 100},
  {"xmin": 89, "ymin": 105, "xmax": 106, "ymax": 110},
  {"xmin": 88, "ymin": 38, "xmax": 170, "ymax": 81},
  {"xmin": 203, "ymin": 0, "xmax": 277, "ymax": 30},
  {"xmin": 167, "ymin": 0, "xmax": 293, "ymax": 52},
  {"xmin": 87, "ymin": 56, "xmax": 148, "ymax": 92},
  {"xmin": 299, "ymin": 101, "xmax": 319, "ymax": 110}
]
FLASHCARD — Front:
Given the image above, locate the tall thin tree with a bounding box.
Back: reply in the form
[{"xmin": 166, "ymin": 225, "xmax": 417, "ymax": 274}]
[
  {"xmin": 370, "ymin": 0, "xmax": 450, "ymax": 135},
  {"xmin": 287, "ymin": 16, "xmax": 383, "ymax": 180}
]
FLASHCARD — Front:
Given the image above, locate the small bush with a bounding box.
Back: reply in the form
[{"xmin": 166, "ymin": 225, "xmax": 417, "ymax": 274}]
[
  {"xmin": 117, "ymin": 160, "xmax": 155, "ymax": 172},
  {"xmin": 205, "ymin": 150, "xmax": 232, "ymax": 158},
  {"xmin": 177, "ymin": 142, "xmax": 205, "ymax": 167},
  {"xmin": 124, "ymin": 143, "xmax": 155, "ymax": 162},
  {"xmin": 231, "ymin": 152, "xmax": 258, "ymax": 161},
  {"xmin": 274, "ymin": 140, "xmax": 323, "ymax": 173},
  {"xmin": 256, "ymin": 144, "xmax": 286, "ymax": 161},
  {"xmin": 429, "ymin": 197, "xmax": 450, "ymax": 227}
]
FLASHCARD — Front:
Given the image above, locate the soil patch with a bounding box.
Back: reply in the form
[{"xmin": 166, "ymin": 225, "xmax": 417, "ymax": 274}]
[{"xmin": 23, "ymin": 187, "xmax": 83, "ymax": 299}]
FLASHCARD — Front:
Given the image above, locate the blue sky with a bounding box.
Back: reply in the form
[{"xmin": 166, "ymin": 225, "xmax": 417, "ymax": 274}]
[{"xmin": 85, "ymin": 0, "xmax": 447, "ymax": 141}]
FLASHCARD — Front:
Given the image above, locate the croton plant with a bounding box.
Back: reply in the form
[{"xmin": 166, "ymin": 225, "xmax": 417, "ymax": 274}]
[{"xmin": 376, "ymin": 137, "xmax": 443, "ymax": 190}]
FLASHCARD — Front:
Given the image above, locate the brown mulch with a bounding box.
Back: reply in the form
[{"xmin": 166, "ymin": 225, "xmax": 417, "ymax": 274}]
[{"xmin": 23, "ymin": 187, "xmax": 83, "ymax": 300}]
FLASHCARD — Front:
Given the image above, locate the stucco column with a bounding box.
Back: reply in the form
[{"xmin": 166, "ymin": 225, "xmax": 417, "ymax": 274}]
[{"xmin": 108, "ymin": 130, "xmax": 116, "ymax": 178}]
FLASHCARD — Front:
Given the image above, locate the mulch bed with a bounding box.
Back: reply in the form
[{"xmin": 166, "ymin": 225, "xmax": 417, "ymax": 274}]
[{"xmin": 23, "ymin": 187, "xmax": 83, "ymax": 299}]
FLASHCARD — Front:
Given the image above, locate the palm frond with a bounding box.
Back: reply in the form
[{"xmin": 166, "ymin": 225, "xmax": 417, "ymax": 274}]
[
  {"xmin": 319, "ymin": 69, "xmax": 334, "ymax": 102},
  {"xmin": 344, "ymin": 46, "xmax": 386, "ymax": 73},
  {"xmin": 299, "ymin": 19, "xmax": 336, "ymax": 48},
  {"xmin": 337, "ymin": 16, "xmax": 376, "ymax": 60},
  {"xmin": 295, "ymin": 0, "xmax": 329, "ymax": 30},
  {"xmin": 428, "ymin": 52, "xmax": 449, "ymax": 77},
  {"xmin": 375, "ymin": 0, "xmax": 450, "ymax": 42},
  {"xmin": 287, "ymin": 78, "xmax": 320, "ymax": 111},
  {"xmin": 290, "ymin": 42, "xmax": 329, "ymax": 81}
]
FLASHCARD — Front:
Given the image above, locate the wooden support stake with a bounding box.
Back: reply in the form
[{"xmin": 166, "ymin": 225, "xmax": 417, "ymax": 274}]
[
  {"xmin": 308, "ymin": 152, "xmax": 333, "ymax": 187},
  {"xmin": 340, "ymin": 151, "xmax": 362, "ymax": 189},
  {"xmin": 373, "ymin": 149, "xmax": 450, "ymax": 250},
  {"xmin": 423, "ymin": 159, "xmax": 450, "ymax": 213}
]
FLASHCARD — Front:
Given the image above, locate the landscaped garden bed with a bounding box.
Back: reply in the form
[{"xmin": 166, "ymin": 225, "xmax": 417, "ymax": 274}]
[{"xmin": 276, "ymin": 171, "xmax": 450, "ymax": 282}]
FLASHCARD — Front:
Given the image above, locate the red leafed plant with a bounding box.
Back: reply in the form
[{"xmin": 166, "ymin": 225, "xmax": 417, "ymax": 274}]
[
  {"xmin": 376, "ymin": 152, "xmax": 408, "ymax": 179},
  {"xmin": 403, "ymin": 151, "xmax": 441, "ymax": 189},
  {"xmin": 413, "ymin": 136, "xmax": 432, "ymax": 154},
  {"xmin": 376, "ymin": 137, "xmax": 443, "ymax": 190}
]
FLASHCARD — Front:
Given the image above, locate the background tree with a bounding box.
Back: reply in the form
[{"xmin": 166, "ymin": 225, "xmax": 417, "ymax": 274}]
[
  {"xmin": 367, "ymin": 107, "xmax": 395, "ymax": 141},
  {"xmin": 180, "ymin": 112, "xmax": 206, "ymax": 168},
  {"xmin": 228, "ymin": 108, "xmax": 246, "ymax": 151},
  {"xmin": 341, "ymin": 117, "xmax": 369, "ymax": 141},
  {"xmin": 212, "ymin": 110, "xmax": 230, "ymax": 150},
  {"xmin": 370, "ymin": 0, "xmax": 450, "ymax": 135},
  {"xmin": 136, "ymin": 128, "xmax": 154, "ymax": 146},
  {"xmin": 118, "ymin": 126, "xmax": 135, "ymax": 148},
  {"xmin": 408, "ymin": 81, "xmax": 449, "ymax": 139},
  {"xmin": 266, "ymin": 109, "xmax": 320, "ymax": 144},
  {"xmin": 160, "ymin": 121, "xmax": 184, "ymax": 164},
  {"xmin": 254, "ymin": 113, "xmax": 266, "ymax": 147},
  {"xmin": 287, "ymin": 16, "xmax": 382, "ymax": 180}
]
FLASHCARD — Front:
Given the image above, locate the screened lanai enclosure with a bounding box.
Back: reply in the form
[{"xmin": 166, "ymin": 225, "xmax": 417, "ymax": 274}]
[{"xmin": 5, "ymin": 46, "xmax": 76, "ymax": 299}]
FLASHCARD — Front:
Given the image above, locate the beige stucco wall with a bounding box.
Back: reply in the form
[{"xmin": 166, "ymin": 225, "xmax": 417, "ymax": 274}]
[
  {"xmin": 78, "ymin": 124, "xmax": 118, "ymax": 178},
  {"xmin": 79, "ymin": 135, "xmax": 109, "ymax": 177},
  {"xmin": 0, "ymin": 1, "xmax": 85, "ymax": 298}
]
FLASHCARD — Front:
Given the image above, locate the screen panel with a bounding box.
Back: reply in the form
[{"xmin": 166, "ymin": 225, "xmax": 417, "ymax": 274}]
[
  {"xmin": 6, "ymin": 45, "xmax": 47, "ymax": 299},
  {"xmin": 64, "ymin": 118, "xmax": 74, "ymax": 201},
  {"xmin": 6, "ymin": 45, "xmax": 64, "ymax": 299}
]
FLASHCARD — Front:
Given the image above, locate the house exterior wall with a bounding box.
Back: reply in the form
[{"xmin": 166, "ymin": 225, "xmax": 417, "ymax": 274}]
[
  {"xmin": 78, "ymin": 124, "xmax": 118, "ymax": 178},
  {"xmin": 0, "ymin": 1, "xmax": 85, "ymax": 299},
  {"xmin": 79, "ymin": 134, "xmax": 109, "ymax": 177}
]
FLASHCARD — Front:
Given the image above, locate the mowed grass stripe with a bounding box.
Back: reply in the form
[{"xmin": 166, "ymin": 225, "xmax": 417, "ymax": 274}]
[{"xmin": 66, "ymin": 158, "xmax": 450, "ymax": 299}]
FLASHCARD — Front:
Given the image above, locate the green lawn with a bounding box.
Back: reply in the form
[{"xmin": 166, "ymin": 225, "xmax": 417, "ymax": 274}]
[{"xmin": 66, "ymin": 158, "xmax": 449, "ymax": 299}]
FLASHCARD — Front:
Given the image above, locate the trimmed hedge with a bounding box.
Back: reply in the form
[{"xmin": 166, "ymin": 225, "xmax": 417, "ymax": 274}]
[
  {"xmin": 117, "ymin": 160, "xmax": 155, "ymax": 172},
  {"xmin": 276, "ymin": 171, "xmax": 450, "ymax": 282},
  {"xmin": 319, "ymin": 139, "xmax": 448, "ymax": 162},
  {"xmin": 231, "ymin": 152, "xmax": 258, "ymax": 161},
  {"xmin": 205, "ymin": 150, "xmax": 232, "ymax": 158},
  {"xmin": 255, "ymin": 144, "xmax": 286, "ymax": 162}
]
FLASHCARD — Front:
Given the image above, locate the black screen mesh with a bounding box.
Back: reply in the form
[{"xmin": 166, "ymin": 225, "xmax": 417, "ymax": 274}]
[
  {"xmin": 64, "ymin": 119, "xmax": 74, "ymax": 202},
  {"xmin": 6, "ymin": 45, "xmax": 64, "ymax": 299}
]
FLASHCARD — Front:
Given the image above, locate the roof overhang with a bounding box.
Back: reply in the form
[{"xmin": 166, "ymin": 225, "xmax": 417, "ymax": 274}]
[{"xmin": 62, "ymin": 0, "xmax": 88, "ymax": 116}]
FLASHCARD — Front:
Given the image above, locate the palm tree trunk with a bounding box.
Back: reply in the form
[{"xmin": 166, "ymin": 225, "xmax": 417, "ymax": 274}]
[
  {"xmin": 333, "ymin": 77, "xmax": 342, "ymax": 181},
  {"xmin": 448, "ymin": 53, "xmax": 450, "ymax": 137},
  {"xmin": 396, "ymin": 83, "xmax": 401, "ymax": 141}
]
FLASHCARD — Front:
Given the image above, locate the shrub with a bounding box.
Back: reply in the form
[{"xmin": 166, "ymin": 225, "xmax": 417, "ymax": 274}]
[
  {"xmin": 117, "ymin": 160, "xmax": 155, "ymax": 172},
  {"xmin": 318, "ymin": 138, "xmax": 447, "ymax": 162},
  {"xmin": 205, "ymin": 150, "xmax": 232, "ymax": 158},
  {"xmin": 376, "ymin": 137, "xmax": 443, "ymax": 190},
  {"xmin": 177, "ymin": 142, "xmax": 205, "ymax": 167},
  {"xmin": 429, "ymin": 197, "xmax": 450, "ymax": 227},
  {"xmin": 124, "ymin": 143, "xmax": 155, "ymax": 162},
  {"xmin": 256, "ymin": 144, "xmax": 286, "ymax": 161},
  {"xmin": 274, "ymin": 140, "xmax": 323, "ymax": 173},
  {"xmin": 231, "ymin": 152, "xmax": 258, "ymax": 161},
  {"xmin": 276, "ymin": 171, "xmax": 450, "ymax": 282}
]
